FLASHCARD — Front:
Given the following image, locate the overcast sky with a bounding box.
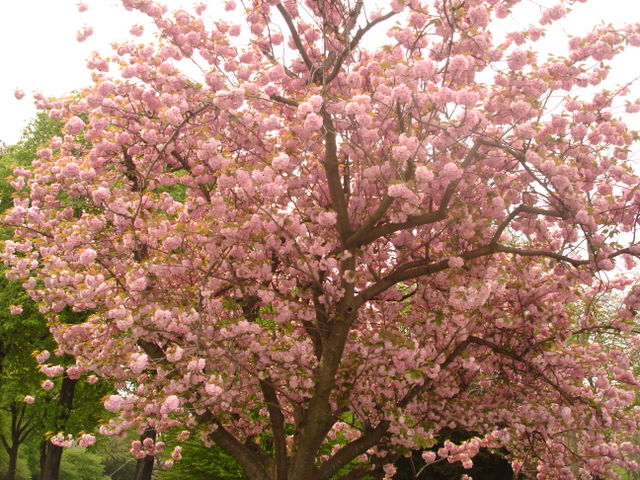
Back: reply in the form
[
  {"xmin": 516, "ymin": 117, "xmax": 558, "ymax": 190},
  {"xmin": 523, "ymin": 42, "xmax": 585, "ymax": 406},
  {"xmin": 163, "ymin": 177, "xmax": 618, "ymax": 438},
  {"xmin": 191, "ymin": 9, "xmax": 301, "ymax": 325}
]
[{"xmin": 1, "ymin": 0, "xmax": 638, "ymax": 146}]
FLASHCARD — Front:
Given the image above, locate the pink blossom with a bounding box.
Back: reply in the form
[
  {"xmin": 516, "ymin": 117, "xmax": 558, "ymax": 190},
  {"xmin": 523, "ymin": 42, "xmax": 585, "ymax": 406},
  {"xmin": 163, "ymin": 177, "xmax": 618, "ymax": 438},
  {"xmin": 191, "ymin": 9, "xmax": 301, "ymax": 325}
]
[
  {"xmin": 160, "ymin": 395, "xmax": 181, "ymax": 414},
  {"xmin": 35, "ymin": 350, "xmax": 50, "ymax": 363},
  {"xmin": 65, "ymin": 116, "xmax": 86, "ymax": 135},
  {"xmin": 129, "ymin": 276, "xmax": 148, "ymax": 291},
  {"xmin": 50, "ymin": 434, "xmax": 73, "ymax": 447},
  {"xmin": 41, "ymin": 365, "xmax": 64, "ymax": 377},
  {"xmin": 78, "ymin": 248, "xmax": 97, "ymax": 265},
  {"xmin": 171, "ymin": 445, "xmax": 182, "ymax": 460},
  {"xmin": 303, "ymin": 113, "xmax": 323, "ymax": 131},
  {"xmin": 442, "ymin": 162, "xmax": 462, "ymax": 180},
  {"xmin": 9, "ymin": 305, "xmax": 23, "ymax": 315},
  {"xmin": 87, "ymin": 375, "xmax": 99, "ymax": 384},
  {"xmin": 14, "ymin": 89, "xmax": 25, "ymax": 100},
  {"xmin": 76, "ymin": 26, "xmax": 94, "ymax": 42},
  {"xmin": 272, "ymin": 153, "xmax": 290, "ymax": 170},
  {"xmin": 130, "ymin": 25, "xmax": 144, "ymax": 36},
  {"xmin": 77, "ymin": 2, "xmax": 88, "ymax": 12},
  {"xmin": 387, "ymin": 183, "xmax": 408, "ymax": 198},
  {"xmin": 104, "ymin": 395, "xmax": 124, "ymax": 412},
  {"xmin": 61, "ymin": 163, "xmax": 81, "ymax": 179},
  {"xmin": 91, "ymin": 187, "xmax": 110, "ymax": 204},
  {"xmin": 383, "ymin": 464, "xmax": 396, "ymax": 477},
  {"xmin": 317, "ymin": 211, "xmax": 337, "ymax": 226},
  {"xmin": 467, "ymin": 5, "xmax": 489, "ymax": 27},
  {"xmin": 448, "ymin": 55, "xmax": 469, "ymax": 73},
  {"xmin": 24, "ymin": 395, "xmax": 35, "ymax": 404},
  {"xmin": 415, "ymin": 166, "xmax": 434, "ymax": 184},
  {"xmin": 448, "ymin": 257, "xmax": 464, "ymax": 268},
  {"xmin": 307, "ymin": 95, "xmax": 323, "ymax": 112},
  {"xmin": 205, "ymin": 383, "xmax": 223, "ymax": 396},
  {"xmin": 422, "ymin": 451, "xmax": 437, "ymax": 463},
  {"xmin": 78, "ymin": 434, "xmax": 96, "ymax": 447},
  {"xmin": 42, "ymin": 380, "xmax": 54, "ymax": 391},
  {"xmin": 507, "ymin": 50, "xmax": 528, "ymax": 71},
  {"xmin": 129, "ymin": 353, "xmax": 148, "ymax": 374}
]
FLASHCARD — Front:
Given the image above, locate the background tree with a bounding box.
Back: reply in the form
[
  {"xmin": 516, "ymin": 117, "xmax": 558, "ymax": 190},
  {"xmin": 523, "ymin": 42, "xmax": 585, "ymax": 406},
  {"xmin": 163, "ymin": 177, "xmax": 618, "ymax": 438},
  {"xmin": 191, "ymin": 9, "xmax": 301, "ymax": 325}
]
[
  {"xmin": 4, "ymin": 1, "xmax": 640, "ymax": 480},
  {"xmin": 0, "ymin": 115, "xmax": 112, "ymax": 480}
]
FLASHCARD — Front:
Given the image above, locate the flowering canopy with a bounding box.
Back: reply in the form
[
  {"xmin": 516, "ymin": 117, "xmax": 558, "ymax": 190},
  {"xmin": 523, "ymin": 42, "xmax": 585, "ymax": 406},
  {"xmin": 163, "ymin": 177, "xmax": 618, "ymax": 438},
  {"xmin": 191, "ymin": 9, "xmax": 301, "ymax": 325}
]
[{"xmin": 5, "ymin": 0, "xmax": 640, "ymax": 479}]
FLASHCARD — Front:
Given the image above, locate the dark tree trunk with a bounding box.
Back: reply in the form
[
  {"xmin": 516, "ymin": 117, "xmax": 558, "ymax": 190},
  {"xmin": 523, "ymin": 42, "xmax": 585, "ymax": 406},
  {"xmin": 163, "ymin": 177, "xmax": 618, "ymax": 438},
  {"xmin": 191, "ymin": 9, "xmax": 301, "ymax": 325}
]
[
  {"xmin": 6, "ymin": 444, "xmax": 19, "ymax": 480},
  {"xmin": 1, "ymin": 402, "xmax": 37, "ymax": 480},
  {"xmin": 133, "ymin": 427, "xmax": 156, "ymax": 480},
  {"xmin": 40, "ymin": 375, "xmax": 77, "ymax": 480}
]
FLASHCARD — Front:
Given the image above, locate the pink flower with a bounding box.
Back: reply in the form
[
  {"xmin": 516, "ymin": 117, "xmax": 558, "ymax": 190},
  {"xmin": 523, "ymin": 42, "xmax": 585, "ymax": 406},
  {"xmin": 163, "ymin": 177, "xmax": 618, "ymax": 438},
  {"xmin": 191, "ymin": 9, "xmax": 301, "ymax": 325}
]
[
  {"xmin": 35, "ymin": 350, "xmax": 50, "ymax": 363},
  {"xmin": 442, "ymin": 162, "xmax": 462, "ymax": 180},
  {"xmin": 383, "ymin": 464, "xmax": 396, "ymax": 477},
  {"xmin": 422, "ymin": 451, "xmax": 437, "ymax": 463},
  {"xmin": 160, "ymin": 395, "xmax": 181, "ymax": 414},
  {"xmin": 42, "ymin": 380, "xmax": 54, "ymax": 391},
  {"xmin": 87, "ymin": 375, "xmax": 99, "ymax": 384},
  {"xmin": 303, "ymin": 113, "xmax": 323, "ymax": 131},
  {"xmin": 467, "ymin": 5, "xmax": 489, "ymax": 27},
  {"xmin": 77, "ymin": 2, "xmax": 88, "ymax": 12},
  {"xmin": 205, "ymin": 383, "xmax": 223, "ymax": 396},
  {"xmin": 78, "ymin": 248, "xmax": 97, "ymax": 266},
  {"xmin": 14, "ymin": 89, "xmax": 25, "ymax": 100},
  {"xmin": 104, "ymin": 395, "xmax": 123, "ymax": 412},
  {"xmin": 507, "ymin": 50, "xmax": 528, "ymax": 71},
  {"xmin": 91, "ymin": 187, "xmax": 110, "ymax": 204},
  {"xmin": 448, "ymin": 257, "xmax": 464, "ymax": 268},
  {"xmin": 41, "ymin": 365, "xmax": 64, "ymax": 378},
  {"xmin": 76, "ymin": 26, "xmax": 94, "ymax": 42},
  {"xmin": 272, "ymin": 153, "xmax": 290, "ymax": 170},
  {"xmin": 130, "ymin": 25, "xmax": 144, "ymax": 36},
  {"xmin": 78, "ymin": 434, "xmax": 96, "ymax": 447},
  {"xmin": 61, "ymin": 163, "xmax": 81, "ymax": 179},
  {"xmin": 129, "ymin": 353, "xmax": 148, "ymax": 374},
  {"xmin": 9, "ymin": 305, "xmax": 23, "ymax": 315},
  {"xmin": 24, "ymin": 395, "xmax": 35, "ymax": 404},
  {"xmin": 388, "ymin": 183, "xmax": 409, "ymax": 198},
  {"xmin": 317, "ymin": 211, "xmax": 337, "ymax": 227},
  {"xmin": 392, "ymin": 145, "xmax": 411, "ymax": 162},
  {"xmin": 129, "ymin": 276, "xmax": 148, "ymax": 292},
  {"xmin": 65, "ymin": 116, "xmax": 86, "ymax": 135},
  {"xmin": 415, "ymin": 166, "xmax": 434, "ymax": 184}
]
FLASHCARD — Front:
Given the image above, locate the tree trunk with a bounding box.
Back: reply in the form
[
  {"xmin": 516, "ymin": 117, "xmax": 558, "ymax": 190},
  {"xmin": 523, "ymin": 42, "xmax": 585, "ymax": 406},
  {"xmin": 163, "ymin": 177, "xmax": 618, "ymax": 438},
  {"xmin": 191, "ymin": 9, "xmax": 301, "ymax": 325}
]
[
  {"xmin": 1, "ymin": 402, "xmax": 37, "ymax": 480},
  {"xmin": 40, "ymin": 375, "xmax": 77, "ymax": 480},
  {"xmin": 133, "ymin": 427, "xmax": 156, "ymax": 480},
  {"xmin": 6, "ymin": 444, "xmax": 19, "ymax": 480}
]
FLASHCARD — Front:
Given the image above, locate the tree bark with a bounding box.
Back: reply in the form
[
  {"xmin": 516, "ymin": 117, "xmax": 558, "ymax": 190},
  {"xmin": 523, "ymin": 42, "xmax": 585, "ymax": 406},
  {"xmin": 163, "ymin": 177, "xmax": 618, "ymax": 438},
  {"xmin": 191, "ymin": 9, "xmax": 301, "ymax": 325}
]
[
  {"xmin": 1, "ymin": 402, "xmax": 37, "ymax": 480},
  {"xmin": 6, "ymin": 444, "xmax": 19, "ymax": 480},
  {"xmin": 40, "ymin": 375, "xmax": 77, "ymax": 480},
  {"xmin": 133, "ymin": 427, "xmax": 156, "ymax": 480}
]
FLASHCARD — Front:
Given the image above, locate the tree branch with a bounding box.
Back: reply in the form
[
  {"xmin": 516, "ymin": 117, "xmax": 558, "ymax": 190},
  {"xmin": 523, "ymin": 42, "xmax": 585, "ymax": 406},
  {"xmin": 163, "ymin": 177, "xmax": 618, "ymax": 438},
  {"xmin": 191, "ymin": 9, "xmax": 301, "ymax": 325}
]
[
  {"xmin": 345, "ymin": 140, "xmax": 483, "ymax": 250},
  {"xmin": 324, "ymin": 11, "xmax": 398, "ymax": 85},
  {"xmin": 316, "ymin": 422, "xmax": 388, "ymax": 480},
  {"xmin": 204, "ymin": 418, "xmax": 273, "ymax": 480},
  {"xmin": 259, "ymin": 379, "xmax": 289, "ymax": 480},
  {"xmin": 276, "ymin": 3, "xmax": 313, "ymax": 72},
  {"xmin": 322, "ymin": 113, "xmax": 352, "ymax": 242}
]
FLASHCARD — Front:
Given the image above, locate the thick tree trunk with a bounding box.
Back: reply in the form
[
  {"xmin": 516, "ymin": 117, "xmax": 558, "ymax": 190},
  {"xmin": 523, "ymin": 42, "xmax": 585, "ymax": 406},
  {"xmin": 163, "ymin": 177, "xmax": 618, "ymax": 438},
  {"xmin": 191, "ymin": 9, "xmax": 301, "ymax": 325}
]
[
  {"xmin": 6, "ymin": 444, "xmax": 19, "ymax": 480},
  {"xmin": 133, "ymin": 427, "xmax": 156, "ymax": 480},
  {"xmin": 40, "ymin": 375, "xmax": 77, "ymax": 480}
]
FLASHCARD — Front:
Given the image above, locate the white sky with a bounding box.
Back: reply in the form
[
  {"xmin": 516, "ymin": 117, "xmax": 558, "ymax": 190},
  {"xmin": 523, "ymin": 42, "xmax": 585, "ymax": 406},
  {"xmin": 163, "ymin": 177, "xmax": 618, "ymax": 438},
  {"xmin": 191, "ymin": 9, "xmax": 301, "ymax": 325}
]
[{"xmin": 0, "ymin": 0, "xmax": 639, "ymax": 146}]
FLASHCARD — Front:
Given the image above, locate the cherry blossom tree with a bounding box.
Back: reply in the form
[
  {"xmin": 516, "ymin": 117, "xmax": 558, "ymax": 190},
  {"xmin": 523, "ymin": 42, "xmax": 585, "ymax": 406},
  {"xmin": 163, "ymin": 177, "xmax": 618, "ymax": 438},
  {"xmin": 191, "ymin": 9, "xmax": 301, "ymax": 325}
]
[{"xmin": 4, "ymin": 0, "xmax": 640, "ymax": 479}]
